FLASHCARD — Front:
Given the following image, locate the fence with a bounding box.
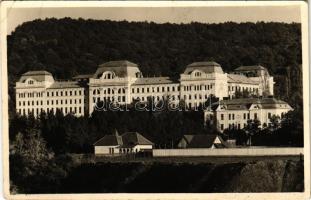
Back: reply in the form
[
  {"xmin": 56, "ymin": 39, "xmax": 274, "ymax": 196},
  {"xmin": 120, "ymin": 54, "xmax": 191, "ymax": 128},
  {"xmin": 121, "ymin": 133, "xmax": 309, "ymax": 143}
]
[{"xmin": 152, "ymin": 147, "xmax": 304, "ymax": 157}]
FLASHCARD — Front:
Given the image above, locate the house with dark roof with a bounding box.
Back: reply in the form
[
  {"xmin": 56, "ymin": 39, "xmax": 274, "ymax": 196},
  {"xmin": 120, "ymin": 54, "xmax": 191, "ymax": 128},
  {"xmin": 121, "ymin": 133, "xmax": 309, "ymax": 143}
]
[
  {"xmin": 177, "ymin": 134, "xmax": 227, "ymax": 149},
  {"xmin": 205, "ymin": 97, "xmax": 293, "ymax": 132},
  {"xmin": 93, "ymin": 131, "xmax": 154, "ymax": 155}
]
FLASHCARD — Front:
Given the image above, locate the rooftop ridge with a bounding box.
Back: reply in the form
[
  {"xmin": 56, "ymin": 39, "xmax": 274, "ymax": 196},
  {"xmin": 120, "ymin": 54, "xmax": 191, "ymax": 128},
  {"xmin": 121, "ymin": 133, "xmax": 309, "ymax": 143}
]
[{"xmin": 98, "ymin": 60, "xmax": 138, "ymax": 68}]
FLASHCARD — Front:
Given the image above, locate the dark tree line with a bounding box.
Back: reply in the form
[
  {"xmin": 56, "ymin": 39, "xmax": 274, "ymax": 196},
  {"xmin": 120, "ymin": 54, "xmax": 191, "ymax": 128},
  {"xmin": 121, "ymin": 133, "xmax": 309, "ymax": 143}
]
[
  {"xmin": 9, "ymin": 104, "xmax": 210, "ymax": 154},
  {"xmin": 221, "ymin": 110, "xmax": 303, "ymax": 147}
]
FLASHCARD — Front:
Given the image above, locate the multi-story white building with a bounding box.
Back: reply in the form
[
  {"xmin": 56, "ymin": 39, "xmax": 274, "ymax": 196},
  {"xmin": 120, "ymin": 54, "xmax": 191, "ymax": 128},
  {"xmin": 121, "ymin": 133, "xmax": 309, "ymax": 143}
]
[
  {"xmin": 204, "ymin": 98, "xmax": 293, "ymax": 132},
  {"xmin": 15, "ymin": 60, "xmax": 275, "ymax": 117},
  {"xmin": 15, "ymin": 71, "xmax": 87, "ymax": 117}
]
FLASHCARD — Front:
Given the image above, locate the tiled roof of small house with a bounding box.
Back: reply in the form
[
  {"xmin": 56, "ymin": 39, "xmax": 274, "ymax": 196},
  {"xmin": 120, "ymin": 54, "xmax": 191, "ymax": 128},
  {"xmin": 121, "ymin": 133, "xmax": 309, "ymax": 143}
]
[
  {"xmin": 182, "ymin": 134, "xmax": 226, "ymax": 148},
  {"xmin": 93, "ymin": 132, "xmax": 153, "ymax": 147},
  {"xmin": 183, "ymin": 134, "xmax": 216, "ymax": 148},
  {"xmin": 183, "ymin": 61, "xmax": 224, "ymax": 74},
  {"xmin": 93, "ymin": 134, "xmax": 123, "ymax": 146},
  {"xmin": 120, "ymin": 132, "xmax": 154, "ymax": 148}
]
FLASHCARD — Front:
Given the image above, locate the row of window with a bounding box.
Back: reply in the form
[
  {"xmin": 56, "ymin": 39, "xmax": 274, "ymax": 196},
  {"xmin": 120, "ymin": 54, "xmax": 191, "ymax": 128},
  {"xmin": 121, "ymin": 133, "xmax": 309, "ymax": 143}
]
[
  {"xmin": 18, "ymin": 100, "xmax": 43, "ymax": 106},
  {"xmin": 18, "ymin": 98, "xmax": 84, "ymax": 106},
  {"xmin": 93, "ymin": 96, "xmax": 126, "ymax": 103},
  {"xmin": 132, "ymin": 85, "xmax": 180, "ymax": 94},
  {"xmin": 228, "ymin": 86, "xmax": 259, "ymax": 93},
  {"xmin": 220, "ymin": 112, "xmax": 281, "ymax": 122},
  {"xmin": 132, "ymin": 93, "xmax": 213, "ymax": 102},
  {"xmin": 119, "ymin": 148, "xmax": 139, "ymax": 154},
  {"xmin": 93, "ymin": 88, "xmax": 126, "ymax": 95},
  {"xmin": 92, "ymin": 84, "xmax": 215, "ymax": 96},
  {"xmin": 17, "ymin": 106, "xmax": 83, "ymax": 116},
  {"xmin": 133, "ymin": 95, "xmax": 180, "ymax": 102},
  {"xmin": 18, "ymin": 92, "xmax": 43, "ymax": 98},
  {"xmin": 220, "ymin": 113, "xmax": 255, "ymax": 121},
  {"xmin": 47, "ymin": 90, "xmax": 83, "ymax": 97},
  {"xmin": 183, "ymin": 84, "xmax": 213, "ymax": 91},
  {"xmin": 47, "ymin": 99, "xmax": 83, "ymax": 105},
  {"xmin": 220, "ymin": 123, "xmax": 247, "ymax": 130},
  {"xmin": 92, "ymin": 94, "xmax": 216, "ymax": 104},
  {"xmin": 184, "ymin": 94, "xmax": 211, "ymax": 100}
]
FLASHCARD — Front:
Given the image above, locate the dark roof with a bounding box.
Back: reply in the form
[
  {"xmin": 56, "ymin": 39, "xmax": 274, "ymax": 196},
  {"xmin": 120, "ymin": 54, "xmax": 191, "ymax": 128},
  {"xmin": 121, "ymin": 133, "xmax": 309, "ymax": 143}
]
[
  {"xmin": 183, "ymin": 134, "xmax": 218, "ymax": 148},
  {"xmin": 133, "ymin": 77, "xmax": 178, "ymax": 85},
  {"xmin": 235, "ymin": 65, "xmax": 266, "ymax": 71},
  {"xmin": 93, "ymin": 60, "xmax": 140, "ymax": 78},
  {"xmin": 183, "ymin": 61, "xmax": 224, "ymax": 74},
  {"xmin": 120, "ymin": 132, "xmax": 154, "ymax": 147},
  {"xmin": 18, "ymin": 70, "xmax": 53, "ymax": 82},
  {"xmin": 209, "ymin": 98, "xmax": 291, "ymax": 111},
  {"xmin": 227, "ymin": 74, "xmax": 259, "ymax": 84},
  {"xmin": 49, "ymin": 81, "xmax": 82, "ymax": 89},
  {"xmin": 22, "ymin": 70, "xmax": 52, "ymax": 76},
  {"xmin": 99, "ymin": 60, "xmax": 138, "ymax": 68},
  {"xmin": 94, "ymin": 132, "xmax": 153, "ymax": 146},
  {"xmin": 93, "ymin": 135, "xmax": 123, "ymax": 146}
]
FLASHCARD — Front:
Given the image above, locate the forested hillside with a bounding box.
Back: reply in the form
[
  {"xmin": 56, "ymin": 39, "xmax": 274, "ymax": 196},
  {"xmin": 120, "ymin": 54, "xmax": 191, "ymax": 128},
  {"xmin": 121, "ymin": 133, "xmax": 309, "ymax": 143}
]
[{"xmin": 8, "ymin": 18, "xmax": 302, "ymax": 107}]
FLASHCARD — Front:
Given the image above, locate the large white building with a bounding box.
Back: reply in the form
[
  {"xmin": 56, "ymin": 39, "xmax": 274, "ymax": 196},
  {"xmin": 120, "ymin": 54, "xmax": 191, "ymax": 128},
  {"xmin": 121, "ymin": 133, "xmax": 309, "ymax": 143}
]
[
  {"xmin": 15, "ymin": 60, "xmax": 275, "ymax": 117},
  {"xmin": 204, "ymin": 98, "xmax": 293, "ymax": 132}
]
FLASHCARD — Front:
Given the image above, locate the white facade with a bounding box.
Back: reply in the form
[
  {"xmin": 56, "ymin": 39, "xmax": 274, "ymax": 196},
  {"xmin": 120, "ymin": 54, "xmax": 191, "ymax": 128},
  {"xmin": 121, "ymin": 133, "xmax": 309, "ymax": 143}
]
[
  {"xmin": 15, "ymin": 60, "xmax": 275, "ymax": 117},
  {"xmin": 15, "ymin": 71, "xmax": 86, "ymax": 117},
  {"xmin": 204, "ymin": 98, "xmax": 293, "ymax": 132}
]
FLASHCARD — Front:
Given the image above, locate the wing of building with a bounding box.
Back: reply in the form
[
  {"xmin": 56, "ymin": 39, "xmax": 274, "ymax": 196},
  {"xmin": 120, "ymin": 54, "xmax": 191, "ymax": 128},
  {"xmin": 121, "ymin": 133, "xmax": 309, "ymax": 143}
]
[
  {"xmin": 204, "ymin": 98, "xmax": 293, "ymax": 132},
  {"xmin": 15, "ymin": 60, "xmax": 275, "ymax": 117}
]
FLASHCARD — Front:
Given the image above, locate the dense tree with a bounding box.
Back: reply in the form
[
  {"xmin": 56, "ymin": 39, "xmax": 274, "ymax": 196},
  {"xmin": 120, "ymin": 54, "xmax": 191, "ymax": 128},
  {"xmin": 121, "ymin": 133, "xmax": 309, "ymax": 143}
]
[{"xmin": 9, "ymin": 129, "xmax": 67, "ymax": 193}]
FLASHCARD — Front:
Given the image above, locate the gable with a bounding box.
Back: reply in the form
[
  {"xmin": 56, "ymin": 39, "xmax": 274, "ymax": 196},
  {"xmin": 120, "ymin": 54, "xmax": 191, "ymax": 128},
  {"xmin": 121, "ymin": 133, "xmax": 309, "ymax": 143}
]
[{"xmin": 213, "ymin": 136, "xmax": 222, "ymax": 144}]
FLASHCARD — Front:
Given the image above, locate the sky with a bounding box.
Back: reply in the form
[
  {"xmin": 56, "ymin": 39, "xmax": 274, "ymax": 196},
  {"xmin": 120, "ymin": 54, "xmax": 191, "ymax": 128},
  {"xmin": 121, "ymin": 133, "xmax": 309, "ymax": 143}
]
[{"xmin": 6, "ymin": 5, "xmax": 301, "ymax": 34}]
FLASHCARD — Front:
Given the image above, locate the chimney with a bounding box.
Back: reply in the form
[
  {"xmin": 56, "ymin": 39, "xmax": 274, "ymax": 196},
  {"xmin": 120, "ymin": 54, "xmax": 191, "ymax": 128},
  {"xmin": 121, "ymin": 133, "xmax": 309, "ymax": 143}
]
[{"xmin": 114, "ymin": 129, "xmax": 119, "ymax": 136}]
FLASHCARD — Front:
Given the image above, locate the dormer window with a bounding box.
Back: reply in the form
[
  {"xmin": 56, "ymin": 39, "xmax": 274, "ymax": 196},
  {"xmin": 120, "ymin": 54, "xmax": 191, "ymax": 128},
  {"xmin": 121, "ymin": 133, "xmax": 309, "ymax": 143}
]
[
  {"xmin": 136, "ymin": 72, "xmax": 142, "ymax": 78},
  {"xmin": 195, "ymin": 72, "xmax": 202, "ymax": 77},
  {"xmin": 102, "ymin": 71, "xmax": 115, "ymax": 80},
  {"xmin": 28, "ymin": 80, "xmax": 34, "ymax": 85}
]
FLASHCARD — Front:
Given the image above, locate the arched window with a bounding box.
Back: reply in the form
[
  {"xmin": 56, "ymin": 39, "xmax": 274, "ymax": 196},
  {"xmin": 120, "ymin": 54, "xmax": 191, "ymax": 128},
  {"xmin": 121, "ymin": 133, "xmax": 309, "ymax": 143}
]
[
  {"xmin": 93, "ymin": 89, "xmax": 100, "ymax": 95},
  {"xmin": 194, "ymin": 71, "xmax": 202, "ymax": 77},
  {"xmin": 136, "ymin": 72, "xmax": 142, "ymax": 78},
  {"xmin": 102, "ymin": 71, "xmax": 115, "ymax": 79}
]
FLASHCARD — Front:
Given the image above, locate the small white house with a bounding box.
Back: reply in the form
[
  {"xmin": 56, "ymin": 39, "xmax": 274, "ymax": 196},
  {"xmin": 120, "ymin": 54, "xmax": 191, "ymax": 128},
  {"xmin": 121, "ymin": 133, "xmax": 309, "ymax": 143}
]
[
  {"xmin": 94, "ymin": 131, "xmax": 153, "ymax": 156},
  {"xmin": 177, "ymin": 134, "xmax": 227, "ymax": 149}
]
